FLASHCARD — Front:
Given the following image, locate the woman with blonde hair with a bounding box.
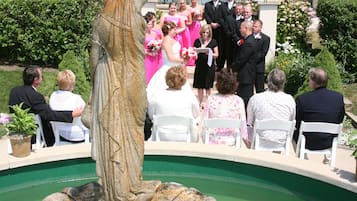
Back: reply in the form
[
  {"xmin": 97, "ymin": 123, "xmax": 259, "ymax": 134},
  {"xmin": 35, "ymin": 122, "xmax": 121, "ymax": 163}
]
[
  {"xmin": 193, "ymin": 24, "xmax": 218, "ymax": 105},
  {"xmin": 49, "ymin": 69, "xmax": 87, "ymax": 142}
]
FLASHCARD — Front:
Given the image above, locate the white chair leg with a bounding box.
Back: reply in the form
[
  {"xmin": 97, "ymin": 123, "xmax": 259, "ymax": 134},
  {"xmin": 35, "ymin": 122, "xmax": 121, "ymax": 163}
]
[
  {"xmin": 235, "ymin": 135, "xmax": 240, "ymax": 149},
  {"xmin": 204, "ymin": 130, "xmax": 209, "ymax": 145},
  {"xmin": 330, "ymin": 138, "xmax": 338, "ymax": 168},
  {"xmin": 299, "ymin": 137, "xmax": 306, "ymax": 160}
]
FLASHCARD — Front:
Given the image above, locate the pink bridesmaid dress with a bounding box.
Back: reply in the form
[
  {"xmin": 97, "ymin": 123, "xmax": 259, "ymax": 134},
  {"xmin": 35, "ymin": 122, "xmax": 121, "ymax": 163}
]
[
  {"xmin": 164, "ymin": 15, "xmax": 183, "ymax": 47},
  {"xmin": 178, "ymin": 14, "xmax": 191, "ymax": 49},
  {"xmin": 188, "ymin": 8, "xmax": 202, "ymax": 46},
  {"xmin": 145, "ymin": 34, "xmax": 162, "ymax": 84}
]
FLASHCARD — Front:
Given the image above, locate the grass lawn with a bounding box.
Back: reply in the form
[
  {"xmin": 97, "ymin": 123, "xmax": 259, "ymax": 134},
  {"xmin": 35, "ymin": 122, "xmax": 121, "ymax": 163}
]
[{"xmin": 0, "ymin": 68, "xmax": 57, "ymax": 113}]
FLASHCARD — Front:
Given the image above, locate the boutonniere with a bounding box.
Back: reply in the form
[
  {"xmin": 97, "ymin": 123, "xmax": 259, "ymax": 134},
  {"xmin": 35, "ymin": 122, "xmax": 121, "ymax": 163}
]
[
  {"xmin": 218, "ymin": 2, "xmax": 221, "ymax": 6},
  {"xmin": 254, "ymin": 34, "xmax": 262, "ymax": 40},
  {"xmin": 233, "ymin": 3, "xmax": 236, "ymax": 7},
  {"xmin": 237, "ymin": 39, "xmax": 244, "ymax": 46}
]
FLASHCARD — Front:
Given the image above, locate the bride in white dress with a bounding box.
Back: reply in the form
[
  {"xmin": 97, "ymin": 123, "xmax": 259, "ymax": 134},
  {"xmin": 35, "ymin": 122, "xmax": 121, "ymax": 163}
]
[{"xmin": 147, "ymin": 21, "xmax": 192, "ymax": 102}]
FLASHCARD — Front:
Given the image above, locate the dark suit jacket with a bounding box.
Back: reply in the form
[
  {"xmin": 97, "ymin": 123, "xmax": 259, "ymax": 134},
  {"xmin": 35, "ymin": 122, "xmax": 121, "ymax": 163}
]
[
  {"xmin": 223, "ymin": 14, "xmax": 243, "ymax": 42},
  {"xmin": 255, "ymin": 32, "xmax": 270, "ymax": 73},
  {"xmin": 222, "ymin": 1, "xmax": 235, "ymax": 17},
  {"xmin": 203, "ymin": 1, "xmax": 225, "ymax": 26},
  {"xmin": 231, "ymin": 34, "xmax": 258, "ymax": 84},
  {"xmin": 9, "ymin": 85, "xmax": 73, "ymax": 146},
  {"xmin": 294, "ymin": 87, "xmax": 345, "ymax": 150}
]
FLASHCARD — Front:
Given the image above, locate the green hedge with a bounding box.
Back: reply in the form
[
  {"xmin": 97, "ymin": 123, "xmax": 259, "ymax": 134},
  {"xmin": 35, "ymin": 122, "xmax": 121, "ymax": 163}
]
[
  {"xmin": 295, "ymin": 48, "xmax": 343, "ymax": 98},
  {"xmin": 317, "ymin": 0, "xmax": 357, "ymax": 76},
  {"xmin": 0, "ymin": 0, "xmax": 103, "ymax": 66}
]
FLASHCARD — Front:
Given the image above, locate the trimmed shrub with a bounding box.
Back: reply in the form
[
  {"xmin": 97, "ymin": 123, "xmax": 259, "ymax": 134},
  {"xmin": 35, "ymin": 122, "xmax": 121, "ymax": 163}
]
[
  {"xmin": 295, "ymin": 48, "xmax": 343, "ymax": 98},
  {"xmin": 57, "ymin": 50, "xmax": 90, "ymax": 101},
  {"xmin": 0, "ymin": 0, "xmax": 103, "ymax": 66},
  {"xmin": 317, "ymin": 0, "xmax": 357, "ymax": 76},
  {"xmin": 267, "ymin": 52, "xmax": 314, "ymax": 96}
]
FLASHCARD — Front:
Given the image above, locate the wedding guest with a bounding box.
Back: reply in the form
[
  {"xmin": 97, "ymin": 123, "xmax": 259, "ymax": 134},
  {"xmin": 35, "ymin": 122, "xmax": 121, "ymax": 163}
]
[
  {"xmin": 193, "ymin": 24, "xmax": 218, "ymax": 105},
  {"xmin": 247, "ymin": 69, "xmax": 295, "ymax": 147},
  {"xmin": 294, "ymin": 68, "xmax": 344, "ymax": 161},
  {"xmin": 148, "ymin": 66, "xmax": 199, "ymax": 142},
  {"xmin": 244, "ymin": 5, "xmax": 255, "ymax": 23},
  {"xmin": 204, "ymin": 69, "xmax": 248, "ymax": 146},
  {"xmin": 9, "ymin": 66, "xmax": 82, "ymax": 146},
  {"xmin": 253, "ymin": 19, "xmax": 270, "ymax": 93},
  {"xmin": 144, "ymin": 11, "xmax": 163, "ymax": 84},
  {"xmin": 49, "ymin": 70, "xmax": 87, "ymax": 142}
]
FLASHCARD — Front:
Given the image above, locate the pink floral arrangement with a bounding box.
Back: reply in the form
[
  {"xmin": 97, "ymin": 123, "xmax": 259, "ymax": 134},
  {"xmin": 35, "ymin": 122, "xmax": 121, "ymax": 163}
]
[
  {"xmin": 147, "ymin": 39, "xmax": 162, "ymax": 53},
  {"xmin": 181, "ymin": 47, "xmax": 197, "ymax": 61},
  {"xmin": 0, "ymin": 113, "xmax": 10, "ymax": 125}
]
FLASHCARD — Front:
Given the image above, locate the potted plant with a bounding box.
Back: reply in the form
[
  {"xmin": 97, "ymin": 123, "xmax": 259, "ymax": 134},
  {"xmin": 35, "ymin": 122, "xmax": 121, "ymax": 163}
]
[{"xmin": 7, "ymin": 103, "xmax": 37, "ymax": 157}]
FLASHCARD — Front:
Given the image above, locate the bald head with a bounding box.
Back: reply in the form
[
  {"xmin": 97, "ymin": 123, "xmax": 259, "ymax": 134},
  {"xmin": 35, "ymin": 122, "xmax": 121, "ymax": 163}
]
[{"xmin": 309, "ymin": 67, "xmax": 328, "ymax": 89}]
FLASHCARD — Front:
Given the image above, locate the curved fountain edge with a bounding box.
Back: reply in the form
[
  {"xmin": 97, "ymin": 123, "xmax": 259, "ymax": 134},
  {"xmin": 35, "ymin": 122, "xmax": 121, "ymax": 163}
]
[{"xmin": 0, "ymin": 140, "xmax": 356, "ymax": 194}]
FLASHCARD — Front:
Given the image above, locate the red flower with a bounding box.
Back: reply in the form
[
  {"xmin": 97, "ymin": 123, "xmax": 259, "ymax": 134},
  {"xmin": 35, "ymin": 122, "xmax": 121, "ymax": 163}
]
[{"xmin": 237, "ymin": 39, "xmax": 244, "ymax": 46}]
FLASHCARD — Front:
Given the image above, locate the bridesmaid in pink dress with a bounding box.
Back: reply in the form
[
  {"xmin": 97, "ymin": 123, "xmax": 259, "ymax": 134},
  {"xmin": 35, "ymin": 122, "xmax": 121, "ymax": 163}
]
[
  {"xmin": 188, "ymin": 0, "xmax": 204, "ymax": 44},
  {"xmin": 144, "ymin": 12, "xmax": 162, "ymax": 84},
  {"xmin": 159, "ymin": 2, "xmax": 185, "ymax": 48},
  {"xmin": 178, "ymin": 0, "xmax": 192, "ymax": 49}
]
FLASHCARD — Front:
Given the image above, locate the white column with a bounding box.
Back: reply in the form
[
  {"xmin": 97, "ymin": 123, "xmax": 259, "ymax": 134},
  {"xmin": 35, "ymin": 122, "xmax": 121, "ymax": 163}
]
[
  {"xmin": 258, "ymin": 1, "xmax": 281, "ymax": 65},
  {"xmin": 142, "ymin": 0, "xmax": 159, "ymax": 15}
]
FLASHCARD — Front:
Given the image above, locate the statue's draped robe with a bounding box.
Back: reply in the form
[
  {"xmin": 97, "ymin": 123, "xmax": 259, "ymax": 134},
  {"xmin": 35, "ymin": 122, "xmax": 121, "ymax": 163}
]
[{"xmin": 90, "ymin": 0, "xmax": 147, "ymax": 200}]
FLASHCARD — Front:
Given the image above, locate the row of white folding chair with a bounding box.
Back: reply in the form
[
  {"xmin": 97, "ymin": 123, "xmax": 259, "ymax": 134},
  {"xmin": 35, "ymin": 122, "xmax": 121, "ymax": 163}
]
[
  {"xmin": 203, "ymin": 118, "xmax": 242, "ymax": 148},
  {"xmin": 152, "ymin": 115, "xmax": 193, "ymax": 143},
  {"xmin": 296, "ymin": 121, "xmax": 342, "ymax": 168},
  {"xmin": 251, "ymin": 119, "xmax": 296, "ymax": 155},
  {"xmin": 50, "ymin": 121, "xmax": 90, "ymax": 146}
]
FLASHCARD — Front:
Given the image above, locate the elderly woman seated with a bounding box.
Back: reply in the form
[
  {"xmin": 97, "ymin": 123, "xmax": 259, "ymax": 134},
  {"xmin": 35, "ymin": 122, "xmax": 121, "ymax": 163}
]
[
  {"xmin": 148, "ymin": 66, "xmax": 199, "ymax": 142},
  {"xmin": 246, "ymin": 68, "xmax": 296, "ymax": 147},
  {"xmin": 49, "ymin": 70, "xmax": 87, "ymax": 143}
]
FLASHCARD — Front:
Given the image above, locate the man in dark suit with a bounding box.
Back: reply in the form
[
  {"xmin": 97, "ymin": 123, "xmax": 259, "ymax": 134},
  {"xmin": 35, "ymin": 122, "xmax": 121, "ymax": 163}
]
[
  {"xmin": 223, "ymin": 3, "xmax": 244, "ymax": 70},
  {"xmin": 204, "ymin": 0, "xmax": 226, "ymax": 71},
  {"xmin": 231, "ymin": 21, "xmax": 258, "ymax": 107},
  {"xmin": 9, "ymin": 66, "xmax": 83, "ymax": 146},
  {"xmin": 253, "ymin": 19, "xmax": 270, "ymax": 93},
  {"xmin": 294, "ymin": 68, "xmax": 344, "ymax": 154}
]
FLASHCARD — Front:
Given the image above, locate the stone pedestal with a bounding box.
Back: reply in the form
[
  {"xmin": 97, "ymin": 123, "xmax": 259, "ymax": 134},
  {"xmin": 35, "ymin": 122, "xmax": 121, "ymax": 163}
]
[{"xmin": 258, "ymin": 1, "xmax": 281, "ymax": 66}]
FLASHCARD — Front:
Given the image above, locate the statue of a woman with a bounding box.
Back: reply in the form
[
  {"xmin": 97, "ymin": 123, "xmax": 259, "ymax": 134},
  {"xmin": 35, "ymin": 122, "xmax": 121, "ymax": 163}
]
[{"xmin": 89, "ymin": 0, "xmax": 148, "ymax": 200}]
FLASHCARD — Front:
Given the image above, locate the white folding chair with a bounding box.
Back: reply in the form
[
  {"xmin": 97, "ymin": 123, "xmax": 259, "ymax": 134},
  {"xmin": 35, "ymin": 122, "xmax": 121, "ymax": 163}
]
[
  {"xmin": 50, "ymin": 120, "xmax": 90, "ymax": 146},
  {"xmin": 203, "ymin": 118, "xmax": 242, "ymax": 148},
  {"xmin": 296, "ymin": 121, "xmax": 342, "ymax": 168},
  {"xmin": 152, "ymin": 115, "xmax": 193, "ymax": 143},
  {"xmin": 34, "ymin": 114, "xmax": 46, "ymax": 149},
  {"xmin": 8, "ymin": 114, "xmax": 45, "ymax": 154},
  {"xmin": 251, "ymin": 119, "xmax": 296, "ymax": 155}
]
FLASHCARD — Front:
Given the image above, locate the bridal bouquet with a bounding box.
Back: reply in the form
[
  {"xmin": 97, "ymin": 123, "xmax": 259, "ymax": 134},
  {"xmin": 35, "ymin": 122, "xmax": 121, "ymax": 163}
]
[
  {"xmin": 181, "ymin": 47, "xmax": 197, "ymax": 61},
  {"xmin": 147, "ymin": 39, "xmax": 162, "ymax": 53}
]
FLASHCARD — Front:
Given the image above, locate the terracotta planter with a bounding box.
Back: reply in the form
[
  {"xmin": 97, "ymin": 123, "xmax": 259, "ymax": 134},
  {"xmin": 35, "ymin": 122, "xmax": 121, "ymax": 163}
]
[{"xmin": 9, "ymin": 135, "xmax": 32, "ymax": 157}]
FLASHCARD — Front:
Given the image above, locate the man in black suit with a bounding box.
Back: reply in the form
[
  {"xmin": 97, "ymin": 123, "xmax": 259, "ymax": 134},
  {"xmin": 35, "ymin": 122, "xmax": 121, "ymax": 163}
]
[
  {"xmin": 223, "ymin": 3, "xmax": 244, "ymax": 70},
  {"xmin": 9, "ymin": 66, "xmax": 83, "ymax": 146},
  {"xmin": 231, "ymin": 21, "xmax": 258, "ymax": 107},
  {"xmin": 294, "ymin": 68, "xmax": 344, "ymax": 154},
  {"xmin": 253, "ymin": 19, "xmax": 270, "ymax": 93},
  {"xmin": 204, "ymin": 0, "xmax": 226, "ymax": 71}
]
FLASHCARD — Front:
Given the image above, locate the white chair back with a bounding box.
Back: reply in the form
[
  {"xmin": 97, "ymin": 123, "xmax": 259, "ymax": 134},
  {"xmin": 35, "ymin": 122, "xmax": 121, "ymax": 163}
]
[
  {"xmin": 251, "ymin": 119, "xmax": 296, "ymax": 155},
  {"xmin": 203, "ymin": 118, "xmax": 242, "ymax": 148},
  {"xmin": 50, "ymin": 120, "xmax": 90, "ymax": 146},
  {"xmin": 296, "ymin": 121, "xmax": 342, "ymax": 168},
  {"xmin": 152, "ymin": 115, "xmax": 193, "ymax": 143}
]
